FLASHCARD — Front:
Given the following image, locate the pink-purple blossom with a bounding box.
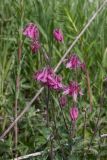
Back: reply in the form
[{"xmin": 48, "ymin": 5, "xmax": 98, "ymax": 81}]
[
  {"xmin": 34, "ymin": 67, "xmax": 52, "ymax": 83},
  {"xmin": 23, "ymin": 23, "xmax": 39, "ymax": 40},
  {"xmin": 66, "ymin": 54, "xmax": 81, "ymax": 70},
  {"xmin": 34, "ymin": 67, "xmax": 63, "ymax": 90},
  {"xmin": 63, "ymin": 81, "xmax": 83, "ymax": 102},
  {"xmin": 31, "ymin": 41, "xmax": 41, "ymax": 53},
  {"xmin": 53, "ymin": 28, "xmax": 64, "ymax": 42},
  {"xmin": 48, "ymin": 74, "xmax": 63, "ymax": 90},
  {"xmin": 70, "ymin": 106, "xmax": 79, "ymax": 121},
  {"xmin": 59, "ymin": 96, "xmax": 67, "ymax": 107}
]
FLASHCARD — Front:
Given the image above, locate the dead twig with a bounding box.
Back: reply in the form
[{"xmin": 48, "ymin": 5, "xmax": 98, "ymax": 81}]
[{"xmin": 11, "ymin": 151, "xmax": 44, "ymax": 160}]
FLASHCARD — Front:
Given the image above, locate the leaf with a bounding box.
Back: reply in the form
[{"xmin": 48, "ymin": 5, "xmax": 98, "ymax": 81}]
[{"xmin": 102, "ymin": 48, "xmax": 107, "ymax": 68}]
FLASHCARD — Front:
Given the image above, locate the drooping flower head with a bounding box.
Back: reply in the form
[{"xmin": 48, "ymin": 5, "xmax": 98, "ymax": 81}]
[
  {"xmin": 70, "ymin": 106, "xmax": 79, "ymax": 121},
  {"xmin": 23, "ymin": 23, "xmax": 39, "ymax": 40},
  {"xmin": 48, "ymin": 74, "xmax": 63, "ymax": 90},
  {"xmin": 31, "ymin": 41, "xmax": 41, "ymax": 53},
  {"xmin": 63, "ymin": 81, "xmax": 83, "ymax": 102},
  {"xmin": 34, "ymin": 67, "xmax": 53, "ymax": 83},
  {"xmin": 53, "ymin": 28, "xmax": 64, "ymax": 42},
  {"xmin": 34, "ymin": 67, "xmax": 63, "ymax": 91},
  {"xmin": 66, "ymin": 54, "xmax": 81, "ymax": 70},
  {"xmin": 59, "ymin": 96, "xmax": 67, "ymax": 108}
]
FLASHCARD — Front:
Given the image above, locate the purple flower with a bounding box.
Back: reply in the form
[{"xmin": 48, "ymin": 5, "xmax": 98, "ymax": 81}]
[
  {"xmin": 63, "ymin": 81, "xmax": 83, "ymax": 102},
  {"xmin": 59, "ymin": 96, "xmax": 67, "ymax": 107},
  {"xmin": 34, "ymin": 67, "xmax": 63, "ymax": 91},
  {"xmin": 53, "ymin": 28, "xmax": 64, "ymax": 42},
  {"xmin": 34, "ymin": 67, "xmax": 53, "ymax": 83},
  {"xmin": 70, "ymin": 106, "xmax": 79, "ymax": 121},
  {"xmin": 66, "ymin": 54, "xmax": 81, "ymax": 70},
  {"xmin": 48, "ymin": 75, "xmax": 63, "ymax": 90},
  {"xmin": 23, "ymin": 23, "xmax": 39, "ymax": 40},
  {"xmin": 31, "ymin": 41, "xmax": 41, "ymax": 53}
]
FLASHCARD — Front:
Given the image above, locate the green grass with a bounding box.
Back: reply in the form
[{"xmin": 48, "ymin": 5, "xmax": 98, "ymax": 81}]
[{"xmin": 0, "ymin": 0, "xmax": 107, "ymax": 159}]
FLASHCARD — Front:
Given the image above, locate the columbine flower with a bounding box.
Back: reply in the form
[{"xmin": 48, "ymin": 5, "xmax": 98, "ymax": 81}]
[
  {"xmin": 63, "ymin": 81, "xmax": 83, "ymax": 102},
  {"xmin": 53, "ymin": 28, "xmax": 64, "ymax": 42},
  {"xmin": 66, "ymin": 54, "xmax": 81, "ymax": 70},
  {"xmin": 34, "ymin": 67, "xmax": 53, "ymax": 83},
  {"xmin": 31, "ymin": 41, "xmax": 41, "ymax": 53},
  {"xmin": 59, "ymin": 96, "xmax": 67, "ymax": 107},
  {"xmin": 48, "ymin": 75, "xmax": 63, "ymax": 90},
  {"xmin": 23, "ymin": 23, "xmax": 39, "ymax": 40},
  {"xmin": 70, "ymin": 106, "xmax": 79, "ymax": 121},
  {"xmin": 34, "ymin": 67, "xmax": 63, "ymax": 91}
]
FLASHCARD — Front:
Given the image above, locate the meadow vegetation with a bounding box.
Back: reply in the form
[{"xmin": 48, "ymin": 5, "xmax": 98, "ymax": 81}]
[{"xmin": 0, "ymin": 0, "xmax": 107, "ymax": 159}]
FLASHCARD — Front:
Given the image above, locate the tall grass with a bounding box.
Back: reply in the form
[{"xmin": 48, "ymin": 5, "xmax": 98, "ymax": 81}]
[{"xmin": 0, "ymin": 0, "xmax": 107, "ymax": 159}]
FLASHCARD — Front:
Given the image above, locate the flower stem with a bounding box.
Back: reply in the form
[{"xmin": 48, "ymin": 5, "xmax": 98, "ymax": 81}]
[
  {"xmin": 85, "ymin": 69, "xmax": 92, "ymax": 112},
  {"xmin": 58, "ymin": 96, "xmax": 69, "ymax": 133},
  {"xmin": 71, "ymin": 121, "xmax": 76, "ymax": 138},
  {"xmin": 51, "ymin": 96, "xmax": 66, "ymax": 159},
  {"xmin": 44, "ymin": 87, "xmax": 50, "ymax": 127},
  {"xmin": 83, "ymin": 105, "xmax": 87, "ymax": 160}
]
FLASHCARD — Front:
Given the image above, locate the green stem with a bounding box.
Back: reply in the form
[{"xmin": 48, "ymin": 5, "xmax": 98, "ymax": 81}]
[{"xmin": 58, "ymin": 96, "xmax": 69, "ymax": 134}]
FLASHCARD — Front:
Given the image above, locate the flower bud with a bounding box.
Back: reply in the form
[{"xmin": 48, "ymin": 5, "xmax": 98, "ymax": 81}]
[
  {"xmin": 53, "ymin": 28, "xmax": 64, "ymax": 42},
  {"xmin": 59, "ymin": 96, "xmax": 67, "ymax": 107},
  {"xmin": 70, "ymin": 106, "xmax": 79, "ymax": 121},
  {"xmin": 23, "ymin": 23, "xmax": 39, "ymax": 40},
  {"xmin": 31, "ymin": 41, "xmax": 40, "ymax": 53}
]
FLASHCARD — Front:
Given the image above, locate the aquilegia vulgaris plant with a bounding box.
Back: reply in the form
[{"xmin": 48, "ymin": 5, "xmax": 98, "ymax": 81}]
[
  {"xmin": 23, "ymin": 23, "xmax": 85, "ymax": 135},
  {"xmin": 23, "ymin": 22, "xmax": 86, "ymax": 157}
]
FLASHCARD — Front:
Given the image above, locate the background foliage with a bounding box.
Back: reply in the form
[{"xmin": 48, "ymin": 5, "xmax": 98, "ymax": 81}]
[{"xmin": 0, "ymin": 0, "xmax": 107, "ymax": 159}]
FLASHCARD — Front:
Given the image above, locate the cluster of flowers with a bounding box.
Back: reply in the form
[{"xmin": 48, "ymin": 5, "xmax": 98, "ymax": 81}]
[
  {"xmin": 34, "ymin": 67, "xmax": 63, "ymax": 90},
  {"xmin": 23, "ymin": 23, "xmax": 63, "ymax": 53},
  {"xmin": 23, "ymin": 23, "xmax": 85, "ymax": 123},
  {"xmin": 23, "ymin": 23, "xmax": 40, "ymax": 53}
]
